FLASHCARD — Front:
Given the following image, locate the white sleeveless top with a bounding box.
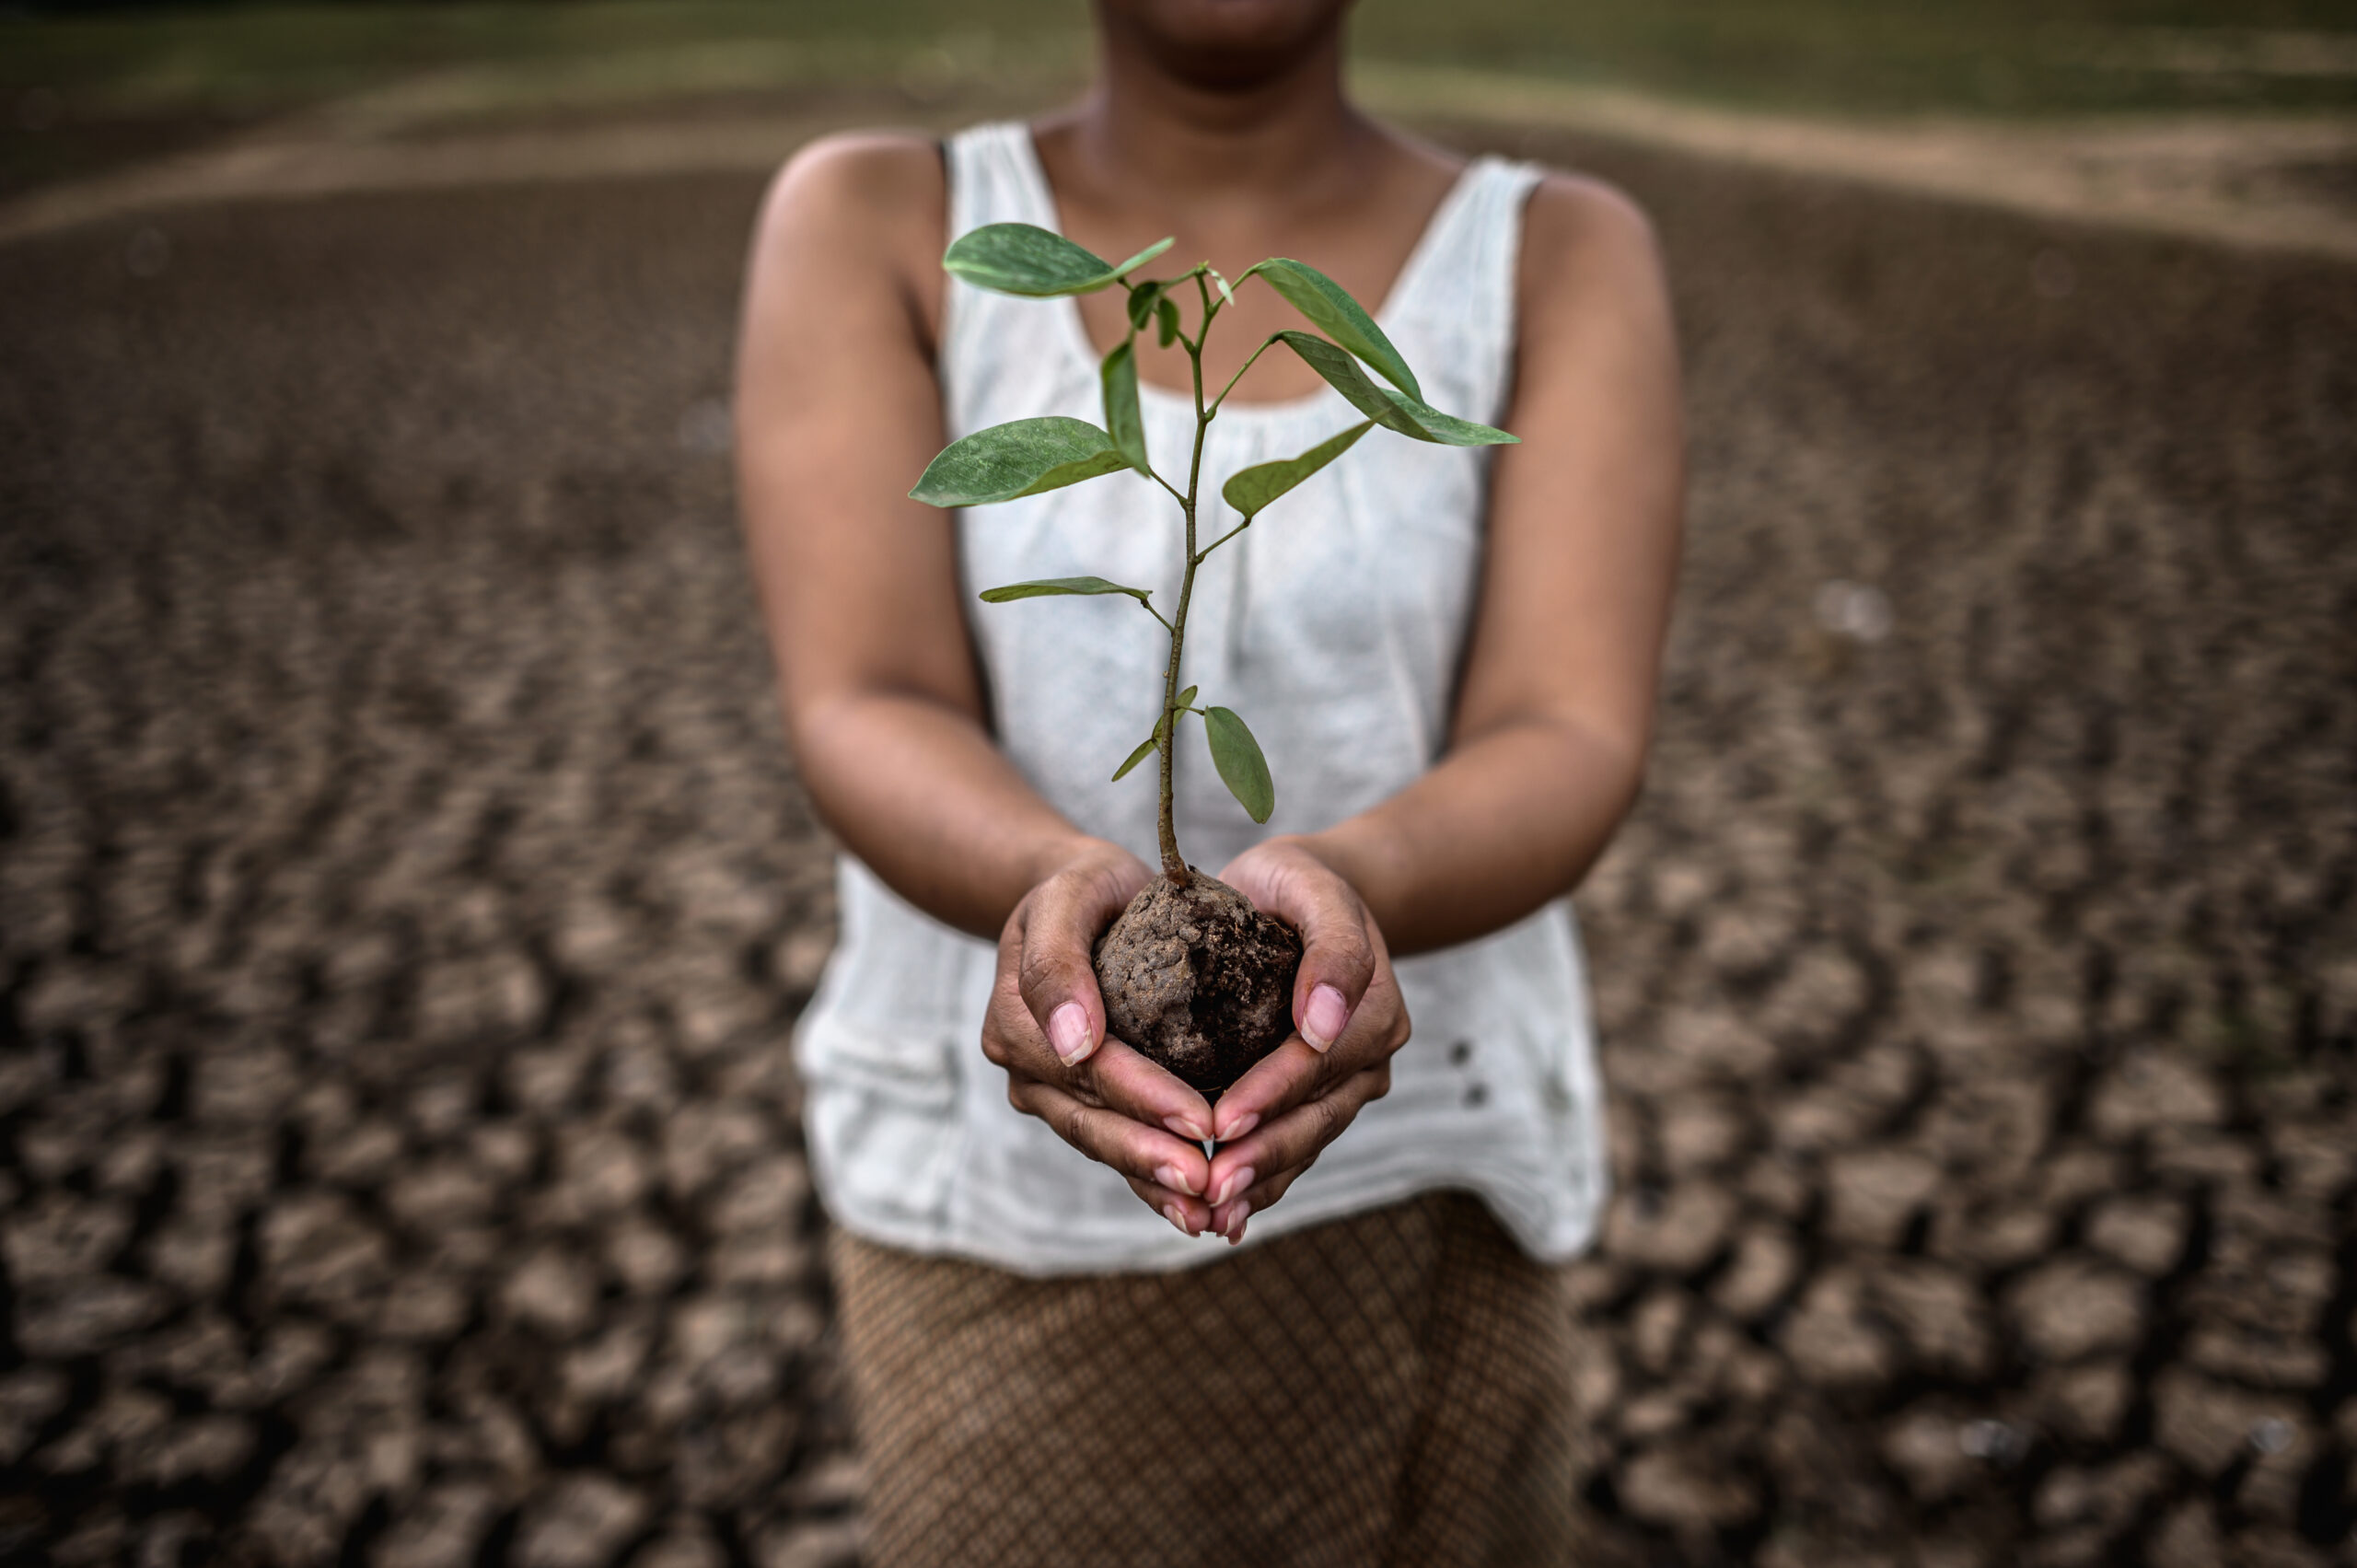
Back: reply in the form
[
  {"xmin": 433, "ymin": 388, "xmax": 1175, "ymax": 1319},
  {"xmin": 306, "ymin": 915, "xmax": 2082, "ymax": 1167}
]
[{"xmin": 794, "ymin": 122, "xmax": 1608, "ymax": 1275}]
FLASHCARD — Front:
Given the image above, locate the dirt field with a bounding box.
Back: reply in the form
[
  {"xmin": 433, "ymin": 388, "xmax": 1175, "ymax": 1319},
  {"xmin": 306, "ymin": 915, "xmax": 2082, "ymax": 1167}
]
[{"xmin": 1, "ymin": 99, "xmax": 2353, "ymax": 1566}]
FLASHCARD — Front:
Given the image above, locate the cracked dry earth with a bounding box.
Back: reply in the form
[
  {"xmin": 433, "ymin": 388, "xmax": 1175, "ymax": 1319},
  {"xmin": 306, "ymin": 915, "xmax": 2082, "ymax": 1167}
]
[{"xmin": 0, "ymin": 113, "xmax": 2353, "ymax": 1566}]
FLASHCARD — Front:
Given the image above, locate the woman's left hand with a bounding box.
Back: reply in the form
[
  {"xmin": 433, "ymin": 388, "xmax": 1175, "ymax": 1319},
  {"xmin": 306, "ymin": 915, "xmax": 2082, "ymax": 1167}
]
[{"xmin": 1202, "ymin": 837, "xmax": 1411, "ymax": 1244}]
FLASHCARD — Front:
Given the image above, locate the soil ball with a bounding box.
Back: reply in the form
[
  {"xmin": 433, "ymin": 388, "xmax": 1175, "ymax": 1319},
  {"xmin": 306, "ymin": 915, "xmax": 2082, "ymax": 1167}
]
[{"xmin": 1093, "ymin": 868, "xmax": 1303, "ymax": 1095}]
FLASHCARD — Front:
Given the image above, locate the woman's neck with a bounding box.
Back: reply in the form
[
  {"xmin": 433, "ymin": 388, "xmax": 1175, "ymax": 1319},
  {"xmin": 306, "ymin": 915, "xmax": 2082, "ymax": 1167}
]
[
  {"xmin": 1030, "ymin": 6, "xmax": 1458, "ymax": 403},
  {"xmin": 1057, "ymin": 17, "xmax": 1381, "ymax": 217}
]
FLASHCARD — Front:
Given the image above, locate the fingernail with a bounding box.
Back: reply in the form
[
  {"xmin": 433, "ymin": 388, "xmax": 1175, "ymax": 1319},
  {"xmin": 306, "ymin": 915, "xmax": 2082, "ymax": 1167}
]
[
  {"xmin": 1217, "ymin": 1110, "xmax": 1259, "ymax": 1144},
  {"xmin": 1162, "ymin": 1202, "xmax": 1192, "ymax": 1237},
  {"xmin": 1049, "ymin": 1003, "xmax": 1095, "ymax": 1065},
  {"xmin": 1225, "ymin": 1201, "xmax": 1251, "ymax": 1245},
  {"xmin": 1164, "ymin": 1114, "xmax": 1210, "ymax": 1143},
  {"xmin": 1212, "ymin": 1166, "xmax": 1255, "ymax": 1208},
  {"xmin": 1154, "ymin": 1163, "xmax": 1198, "ymax": 1196},
  {"xmin": 1302, "ymin": 984, "xmax": 1350, "ymax": 1051}
]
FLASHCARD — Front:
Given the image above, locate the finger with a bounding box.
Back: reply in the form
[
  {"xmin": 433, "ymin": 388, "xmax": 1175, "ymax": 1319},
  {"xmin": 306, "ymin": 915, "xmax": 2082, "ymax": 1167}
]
[
  {"xmin": 987, "ymin": 958, "xmax": 1217, "ymax": 1142},
  {"xmin": 1080, "ymin": 1040, "xmax": 1218, "ymax": 1144},
  {"xmin": 1212, "ymin": 1165, "xmax": 1321, "ymax": 1246},
  {"xmin": 1237, "ymin": 857, "xmax": 1381, "ymax": 1052},
  {"xmin": 1209, "ymin": 1038, "xmax": 1329, "ymax": 1145},
  {"xmin": 1212, "ymin": 968, "xmax": 1405, "ymax": 1142},
  {"xmin": 1295, "ymin": 914, "xmax": 1379, "ymax": 1054},
  {"xmin": 1124, "ymin": 1174, "xmax": 1212, "ymax": 1238},
  {"xmin": 1013, "ymin": 865, "xmax": 1141, "ymax": 1070},
  {"xmin": 1206, "ymin": 1062, "xmax": 1389, "ymax": 1219},
  {"xmin": 1008, "ymin": 1074, "xmax": 1212, "ymax": 1202},
  {"xmin": 1210, "ymin": 1163, "xmax": 1309, "ymax": 1246}
]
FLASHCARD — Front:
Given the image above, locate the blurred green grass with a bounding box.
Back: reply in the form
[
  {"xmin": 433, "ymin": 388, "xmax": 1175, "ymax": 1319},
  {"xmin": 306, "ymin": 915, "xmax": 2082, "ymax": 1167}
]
[
  {"xmin": 2, "ymin": 1, "xmax": 1078, "ymax": 113},
  {"xmin": 1363, "ymin": 0, "xmax": 2357, "ymax": 116},
  {"xmin": 4, "ymin": 0, "xmax": 2355, "ymax": 196}
]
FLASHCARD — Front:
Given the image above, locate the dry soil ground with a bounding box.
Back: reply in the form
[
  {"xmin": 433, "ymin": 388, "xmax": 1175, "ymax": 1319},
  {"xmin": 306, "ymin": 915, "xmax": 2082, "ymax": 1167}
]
[{"xmin": 1, "ymin": 94, "xmax": 2355, "ymax": 1567}]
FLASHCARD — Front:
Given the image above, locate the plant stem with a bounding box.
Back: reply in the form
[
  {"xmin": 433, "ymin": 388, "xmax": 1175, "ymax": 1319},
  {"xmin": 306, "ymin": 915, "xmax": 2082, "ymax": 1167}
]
[
  {"xmin": 1195, "ymin": 517, "xmax": 1250, "ymax": 563},
  {"xmin": 1153, "ymin": 274, "xmax": 1222, "ymax": 884},
  {"xmin": 1209, "ymin": 333, "xmax": 1280, "ymax": 415}
]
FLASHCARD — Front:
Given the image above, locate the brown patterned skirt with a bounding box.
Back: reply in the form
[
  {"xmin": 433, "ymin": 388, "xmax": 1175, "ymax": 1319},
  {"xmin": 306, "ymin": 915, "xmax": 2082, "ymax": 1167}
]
[{"xmin": 830, "ymin": 1191, "xmax": 1588, "ymax": 1568}]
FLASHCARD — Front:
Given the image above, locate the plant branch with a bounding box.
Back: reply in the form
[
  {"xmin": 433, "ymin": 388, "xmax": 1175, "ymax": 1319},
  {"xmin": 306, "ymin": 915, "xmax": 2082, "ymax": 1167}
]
[
  {"xmin": 1210, "ymin": 332, "xmax": 1282, "ymax": 415},
  {"xmin": 1167, "ymin": 263, "xmax": 1209, "ymax": 351},
  {"xmin": 1195, "ymin": 517, "xmax": 1252, "ymax": 563},
  {"xmin": 1195, "ymin": 273, "xmax": 1220, "ymax": 339}
]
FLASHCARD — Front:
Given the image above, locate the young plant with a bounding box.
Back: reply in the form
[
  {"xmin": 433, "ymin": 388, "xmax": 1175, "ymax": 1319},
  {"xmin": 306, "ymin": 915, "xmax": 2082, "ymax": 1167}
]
[{"xmin": 911, "ymin": 223, "xmax": 1515, "ymax": 1091}]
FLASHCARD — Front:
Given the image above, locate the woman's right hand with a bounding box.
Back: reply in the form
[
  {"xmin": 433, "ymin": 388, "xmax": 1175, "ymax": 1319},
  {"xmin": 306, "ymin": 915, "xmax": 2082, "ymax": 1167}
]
[{"xmin": 980, "ymin": 841, "xmax": 1223, "ymax": 1237}]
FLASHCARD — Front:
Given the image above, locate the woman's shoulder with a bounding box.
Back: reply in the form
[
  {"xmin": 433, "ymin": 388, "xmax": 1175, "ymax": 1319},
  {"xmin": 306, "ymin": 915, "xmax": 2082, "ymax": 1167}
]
[
  {"xmin": 1508, "ymin": 164, "xmax": 1671, "ymax": 353},
  {"xmin": 749, "ymin": 131, "xmax": 948, "ymax": 338},
  {"xmin": 758, "ymin": 128, "xmax": 945, "ymax": 226},
  {"xmin": 1518, "ymin": 165, "xmax": 1663, "ymax": 289},
  {"xmin": 1373, "ymin": 122, "xmax": 1662, "ymax": 323}
]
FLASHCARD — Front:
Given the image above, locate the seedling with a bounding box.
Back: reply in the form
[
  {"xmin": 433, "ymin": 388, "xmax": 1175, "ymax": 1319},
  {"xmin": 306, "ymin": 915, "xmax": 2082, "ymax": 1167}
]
[{"xmin": 911, "ymin": 223, "xmax": 1515, "ymax": 1090}]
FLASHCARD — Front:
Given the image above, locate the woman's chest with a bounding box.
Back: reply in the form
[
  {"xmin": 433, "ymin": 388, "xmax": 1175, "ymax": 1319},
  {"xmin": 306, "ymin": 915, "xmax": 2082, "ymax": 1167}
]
[{"xmin": 958, "ymin": 397, "xmax": 1489, "ymax": 690}]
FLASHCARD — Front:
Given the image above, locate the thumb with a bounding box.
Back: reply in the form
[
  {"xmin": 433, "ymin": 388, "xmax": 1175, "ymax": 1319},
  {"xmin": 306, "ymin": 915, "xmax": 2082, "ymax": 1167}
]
[
  {"xmin": 1295, "ymin": 910, "xmax": 1375, "ymax": 1053},
  {"xmin": 1253, "ymin": 862, "xmax": 1376, "ymax": 1055},
  {"xmin": 1015, "ymin": 866, "xmax": 1135, "ymax": 1066}
]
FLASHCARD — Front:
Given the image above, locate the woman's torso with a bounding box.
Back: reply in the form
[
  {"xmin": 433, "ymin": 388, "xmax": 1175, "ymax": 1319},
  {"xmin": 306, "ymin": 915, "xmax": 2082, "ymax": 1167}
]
[{"xmin": 795, "ymin": 121, "xmax": 1608, "ymax": 1274}]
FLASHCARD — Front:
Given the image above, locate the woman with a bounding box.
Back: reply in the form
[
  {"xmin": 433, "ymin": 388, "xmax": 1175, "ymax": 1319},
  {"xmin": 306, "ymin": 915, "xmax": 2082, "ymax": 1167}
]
[{"xmin": 734, "ymin": 0, "xmax": 1681, "ymax": 1560}]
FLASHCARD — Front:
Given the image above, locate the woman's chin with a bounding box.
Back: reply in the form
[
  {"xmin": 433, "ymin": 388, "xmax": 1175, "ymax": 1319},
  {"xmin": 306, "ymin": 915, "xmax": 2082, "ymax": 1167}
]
[{"xmin": 1102, "ymin": 0, "xmax": 1353, "ymax": 89}]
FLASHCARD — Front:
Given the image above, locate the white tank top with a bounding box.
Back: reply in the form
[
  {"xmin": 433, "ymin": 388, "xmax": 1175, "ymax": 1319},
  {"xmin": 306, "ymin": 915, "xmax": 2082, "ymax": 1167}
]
[{"xmin": 794, "ymin": 122, "xmax": 1608, "ymax": 1274}]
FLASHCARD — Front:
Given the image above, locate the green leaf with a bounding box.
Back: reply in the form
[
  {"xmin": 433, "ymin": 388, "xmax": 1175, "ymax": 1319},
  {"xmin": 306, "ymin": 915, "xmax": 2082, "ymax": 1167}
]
[
  {"xmin": 1377, "ymin": 387, "xmax": 1517, "ymax": 447},
  {"xmin": 1275, "ymin": 331, "xmax": 1422, "ymax": 434},
  {"xmin": 978, "ymin": 575, "xmax": 1152, "ymax": 606},
  {"xmin": 1100, "ymin": 340, "xmax": 1149, "ymax": 476},
  {"xmin": 943, "ymin": 224, "xmax": 1174, "ymax": 297},
  {"xmin": 1155, "ymin": 295, "xmax": 1180, "ymax": 348},
  {"xmin": 911, "ymin": 417, "xmax": 1133, "ymax": 507},
  {"xmin": 1245, "ymin": 258, "xmax": 1422, "ymax": 400},
  {"xmin": 1113, "ymin": 681, "xmax": 1196, "ymax": 782},
  {"xmin": 1109, "ymin": 238, "xmax": 1177, "ymax": 279},
  {"xmin": 1111, "ymin": 734, "xmax": 1158, "ymax": 783},
  {"xmin": 1126, "ymin": 282, "xmax": 1160, "ymax": 332},
  {"xmin": 1221, "ymin": 421, "xmax": 1375, "ymax": 517},
  {"xmin": 1274, "ymin": 333, "xmax": 1518, "ymax": 447},
  {"xmin": 1204, "ymin": 706, "xmax": 1274, "ymax": 824},
  {"xmin": 1209, "ymin": 267, "xmax": 1235, "ymax": 306}
]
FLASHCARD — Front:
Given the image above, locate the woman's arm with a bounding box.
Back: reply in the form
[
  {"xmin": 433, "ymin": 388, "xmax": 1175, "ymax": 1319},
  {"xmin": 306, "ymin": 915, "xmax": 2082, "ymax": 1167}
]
[
  {"xmin": 736, "ymin": 134, "xmax": 1098, "ymax": 936},
  {"xmin": 1265, "ymin": 173, "xmax": 1685, "ymax": 958}
]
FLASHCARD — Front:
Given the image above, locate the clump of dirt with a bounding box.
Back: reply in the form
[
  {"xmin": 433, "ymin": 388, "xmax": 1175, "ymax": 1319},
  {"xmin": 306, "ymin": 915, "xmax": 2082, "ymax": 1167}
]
[{"xmin": 1094, "ymin": 868, "xmax": 1303, "ymax": 1095}]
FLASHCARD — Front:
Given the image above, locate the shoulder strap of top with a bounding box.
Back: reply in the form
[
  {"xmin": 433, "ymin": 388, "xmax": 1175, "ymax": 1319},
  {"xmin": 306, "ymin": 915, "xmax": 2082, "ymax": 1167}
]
[
  {"xmin": 946, "ymin": 121, "xmax": 1055, "ymax": 236},
  {"xmin": 1385, "ymin": 157, "xmax": 1546, "ymax": 425},
  {"xmin": 939, "ymin": 122, "xmax": 1063, "ymax": 415},
  {"xmin": 1387, "ymin": 157, "xmax": 1545, "ymax": 317}
]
